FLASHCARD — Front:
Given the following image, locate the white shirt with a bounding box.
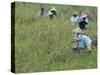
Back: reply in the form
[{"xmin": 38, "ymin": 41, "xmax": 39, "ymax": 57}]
[{"xmin": 47, "ymin": 11, "xmax": 53, "ymax": 16}]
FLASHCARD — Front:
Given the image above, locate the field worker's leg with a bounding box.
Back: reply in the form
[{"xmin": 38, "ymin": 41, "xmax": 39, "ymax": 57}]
[
  {"xmin": 79, "ymin": 40, "xmax": 85, "ymax": 49},
  {"xmin": 86, "ymin": 43, "xmax": 92, "ymax": 52},
  {"xmin": 83, "ymin": 35, "xmax": 92, "ymax": 52},
  {"xmin": 49, "ymin": 15, "xmax": 53, "ymax": 18},
  {"xmin": 72, "ymin": 41, "xmax": 78, "ymax": 50}
]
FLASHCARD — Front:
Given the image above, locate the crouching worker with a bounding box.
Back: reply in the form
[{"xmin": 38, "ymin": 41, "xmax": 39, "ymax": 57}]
[
  {"xmin": 72, "ymin": 27, "xmax": 92, "ymax": 53},
  {"xmin": 79, "ymin": 13, "xmax": 88, "ymax": 30},
  {"xmin": 39, "ymin": 7, "xmax": 45, "ymax": 16},
  {"xmin": 70, "ymin": 12, "xmax": 80, "ymax": 25},
  {"xmin": 47, "ymin": 7, "xmax": 57, "ymax": 19},
  {"xmin": 70, "ymin": 12, "xmax": 88, "ymax": 30}
]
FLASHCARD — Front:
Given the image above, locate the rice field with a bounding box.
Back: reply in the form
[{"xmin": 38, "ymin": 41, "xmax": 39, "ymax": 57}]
[{"xmin": 13, "ymin": 2, "xmax": 97, "ymax": 73}]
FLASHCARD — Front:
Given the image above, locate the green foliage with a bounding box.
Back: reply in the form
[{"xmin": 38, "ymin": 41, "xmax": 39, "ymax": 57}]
[{"xmin": 14, "ymin": 2, "xmax": 97, "ymax": 73}]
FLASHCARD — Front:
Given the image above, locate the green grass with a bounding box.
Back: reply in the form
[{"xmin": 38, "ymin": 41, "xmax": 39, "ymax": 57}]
[{"xmin": 14, "ymin": 2, "xmax": 97, "ymax": 73}]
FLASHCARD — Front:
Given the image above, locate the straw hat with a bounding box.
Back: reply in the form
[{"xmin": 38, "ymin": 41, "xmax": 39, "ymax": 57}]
[
  {"xmin": 73, "ymin": 12, "xmax": 79, "ymax": 15},
  {"xmin": 51, "ymin": 7, "xmax": 56, "ymax": 11},
  {"xmin": 73, "ymin": 27, "xmax": 83, "ymax": 33}
]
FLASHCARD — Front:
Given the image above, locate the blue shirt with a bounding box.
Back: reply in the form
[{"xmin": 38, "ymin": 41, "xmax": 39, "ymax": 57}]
[
  {"xmin": 75, "ymin": 16, "xmax": 83, "ymax": 24},
  {"xmin": 77, "ymin": 34, "xmax": 92, "ymax": 48},
  {"xmin": 71, "ymin": 16, "xmax": 83, "ymax": 24}
]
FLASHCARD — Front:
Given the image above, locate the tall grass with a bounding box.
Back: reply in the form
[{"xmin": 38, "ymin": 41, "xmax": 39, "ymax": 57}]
[{"xmin": 14, "ymin": 2, "xmax": 97, "ymax": 73}]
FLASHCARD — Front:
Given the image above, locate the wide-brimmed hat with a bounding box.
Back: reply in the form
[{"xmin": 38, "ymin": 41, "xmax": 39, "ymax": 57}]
[
  {"xmin": 73, "ymin": 27, "xmax": 83, "ymax": 33},
  {"xmin": 73, "ymin": 12, "xmax": 79, "ymax": 15},
  {"xmin": 51, "ymin": 7, "xmax": 56, "ymax": 11}
]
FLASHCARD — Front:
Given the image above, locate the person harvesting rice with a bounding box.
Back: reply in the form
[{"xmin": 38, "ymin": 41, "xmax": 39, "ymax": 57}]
[
  {"xmin": 72, "ymin": 27, "xmax": 92, "ymax": 53},
  {"xmin": 47, "ymin": 7, "xmax": 57, "ymax": 19},
  {"xmin": 71, "ymin": 12, "xmax": 88, "ymax": 30}
]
